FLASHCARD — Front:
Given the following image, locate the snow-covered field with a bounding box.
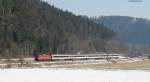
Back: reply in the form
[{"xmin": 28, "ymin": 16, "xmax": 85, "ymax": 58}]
[{"xmin": 0, "ymin": 69, "xmax": 150, "ymax": 82}]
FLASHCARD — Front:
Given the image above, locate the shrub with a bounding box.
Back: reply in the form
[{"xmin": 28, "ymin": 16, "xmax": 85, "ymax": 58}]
[{"xmin": 148, "ymin": 55, "xmax": 150, "ymax": 59}]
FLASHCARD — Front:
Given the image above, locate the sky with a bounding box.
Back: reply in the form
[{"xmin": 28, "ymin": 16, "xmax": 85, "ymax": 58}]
[{"xmin": 42, "ymin": 0, "xmax": 150, "ymax": 19}]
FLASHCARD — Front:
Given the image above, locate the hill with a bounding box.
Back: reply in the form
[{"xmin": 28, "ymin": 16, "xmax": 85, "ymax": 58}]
[
  {"xmin": 92, "ymin": 16, "xmax": 150, "ymax": 45},
  {"xmin": 0, "ymin": 0, "xmax": 114, "ymax": 58}
]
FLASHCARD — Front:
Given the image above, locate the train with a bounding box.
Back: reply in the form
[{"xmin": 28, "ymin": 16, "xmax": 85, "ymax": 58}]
[{"xmin": 35, "ymin": 53, "xmax": 121, "ymax": 61}]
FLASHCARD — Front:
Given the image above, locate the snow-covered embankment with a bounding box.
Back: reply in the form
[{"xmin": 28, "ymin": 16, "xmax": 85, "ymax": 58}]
[{"xmin": 0, "ymin": 69, "xmax": 150, "ymax": 82}]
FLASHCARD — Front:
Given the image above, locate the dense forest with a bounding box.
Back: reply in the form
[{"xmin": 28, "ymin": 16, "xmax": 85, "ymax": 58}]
[{"xmin": 0, "ymin": 0, "xmax": 114, "ymax": 58}]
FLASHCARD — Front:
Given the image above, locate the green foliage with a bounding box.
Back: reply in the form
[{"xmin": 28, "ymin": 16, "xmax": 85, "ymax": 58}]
[{"xmin": 0, "ymin": 0, "xmax": 114, "ymax": 58}]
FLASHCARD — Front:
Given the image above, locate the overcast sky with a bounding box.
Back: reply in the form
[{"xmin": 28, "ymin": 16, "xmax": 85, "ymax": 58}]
[{"xmin": 42, "ymin": 0, "xmax": 150, "ymax": 19}]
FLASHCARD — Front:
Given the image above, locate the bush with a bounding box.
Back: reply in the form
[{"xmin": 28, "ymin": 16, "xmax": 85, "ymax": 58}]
[
  {"xmin": 148, "ymin": 55, "xmax": 150, "ymax": 59},
  {"xmin": 5, "ymin": 64, "xmax": 12, "ymax": 68}
]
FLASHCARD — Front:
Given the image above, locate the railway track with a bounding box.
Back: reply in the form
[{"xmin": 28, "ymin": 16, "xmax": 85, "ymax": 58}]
[{"xmin": 0, "ymin": 54, "xmax": 130, "ymax": 68}]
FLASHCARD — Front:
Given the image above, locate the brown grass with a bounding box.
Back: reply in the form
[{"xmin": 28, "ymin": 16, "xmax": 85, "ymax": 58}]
[{"xmin": 52, "ymin": 59, "xmax": 150, "ymax": 70}]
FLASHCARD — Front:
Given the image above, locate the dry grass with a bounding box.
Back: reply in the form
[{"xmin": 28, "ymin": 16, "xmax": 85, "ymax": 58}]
[{"xmin": 53, "ymin": 59, "xmax": 150, "ymax": 70}]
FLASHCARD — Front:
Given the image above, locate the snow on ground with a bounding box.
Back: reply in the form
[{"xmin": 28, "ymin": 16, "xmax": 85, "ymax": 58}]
[{"xmin": 0, "ymin": 69, "xmax": 150, "ymax": 82}]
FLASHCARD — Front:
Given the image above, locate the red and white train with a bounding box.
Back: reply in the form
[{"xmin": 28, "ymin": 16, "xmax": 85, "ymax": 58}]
[{"xmin": 35, "ymin": 53, "xmax": 120, "ymax": 61}]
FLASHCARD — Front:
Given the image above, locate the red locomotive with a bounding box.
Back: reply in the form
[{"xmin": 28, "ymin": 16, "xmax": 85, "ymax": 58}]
[{"xmin": 35, "ymin": 53, "xmax": 52, "ymax": 61}]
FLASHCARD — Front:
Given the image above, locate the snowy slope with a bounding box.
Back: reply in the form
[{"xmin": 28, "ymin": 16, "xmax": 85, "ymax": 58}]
[{"xmin": 0, "ymin": 69, "xmax": 150, "ymax": 82}]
